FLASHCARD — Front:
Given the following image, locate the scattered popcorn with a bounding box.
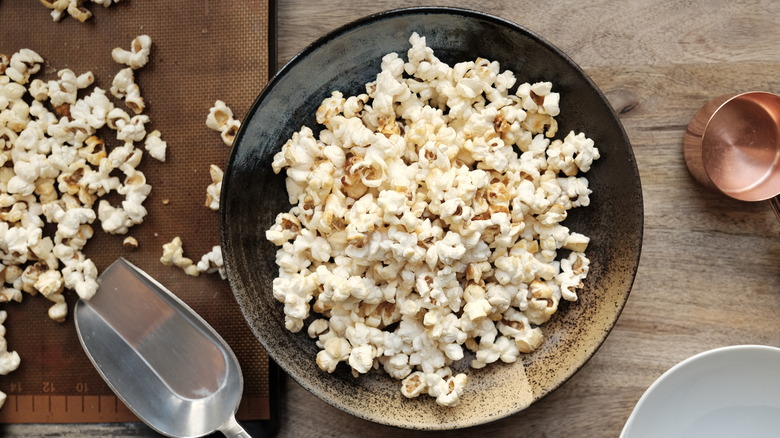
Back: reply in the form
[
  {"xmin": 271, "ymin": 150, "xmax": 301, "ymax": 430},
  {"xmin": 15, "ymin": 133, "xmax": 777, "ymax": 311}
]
[
  {"xmin": 170, "ymin": 106, "xmax": 239, "ymax": 285},
  {"xmin": 206, "ymin": 100, "xmax": 241, "ymax": 146},
  {"xmin": 267, "ymin": 33, "xmax": 600, "ymax": 407},
  {"xmin": 0, "ymin": 42, "xmax": 172, "ymax": 408},
  {"xmin": 111, "ymin": 35, "xmax": 152, "ymax": 70},
  {"xmin": 40, "ymin": 0, "xmax": 121, "ymax": 23}
]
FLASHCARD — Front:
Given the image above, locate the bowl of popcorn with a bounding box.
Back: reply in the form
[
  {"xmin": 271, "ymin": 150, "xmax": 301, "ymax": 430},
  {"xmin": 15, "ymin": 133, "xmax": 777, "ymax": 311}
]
[{"xmin": 221, "ymin": 7, "xmax": 643, "ymax": 429}]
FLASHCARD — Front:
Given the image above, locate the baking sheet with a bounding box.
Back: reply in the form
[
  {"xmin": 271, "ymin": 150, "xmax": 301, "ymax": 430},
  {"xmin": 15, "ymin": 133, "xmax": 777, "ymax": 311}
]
[{"xmin": 0, "ymin": 0, "xmax": 274, "ymax": 423}]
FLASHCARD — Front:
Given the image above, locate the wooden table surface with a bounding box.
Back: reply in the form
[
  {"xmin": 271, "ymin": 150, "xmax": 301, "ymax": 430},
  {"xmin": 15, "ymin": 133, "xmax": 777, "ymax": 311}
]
[{"xmin": 6, "ymin": 1, "xmax": 780, "ymax": 437}]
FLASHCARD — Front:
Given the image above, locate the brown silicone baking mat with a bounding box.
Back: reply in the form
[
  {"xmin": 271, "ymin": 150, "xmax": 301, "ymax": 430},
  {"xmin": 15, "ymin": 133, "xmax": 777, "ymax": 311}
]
[{"xmin": 0, "ymin": 0, "xmax": 275, "ymax": 424}]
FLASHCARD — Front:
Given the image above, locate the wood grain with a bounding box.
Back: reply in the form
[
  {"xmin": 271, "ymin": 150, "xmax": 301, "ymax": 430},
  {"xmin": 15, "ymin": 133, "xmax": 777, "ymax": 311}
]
[{"xmin": 5, "ymin": 0, "xmax": 780, "ymax": 436}]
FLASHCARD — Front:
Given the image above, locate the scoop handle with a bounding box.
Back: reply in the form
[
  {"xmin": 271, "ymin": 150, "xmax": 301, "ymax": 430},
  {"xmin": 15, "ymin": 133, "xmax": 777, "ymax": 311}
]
[
  {"xmin": 769, "ymin": 196, "xmax": 780, "ymax": 223},
  {"xmin": 219, "ymin": 415, "xmax": 252, "ymax": 438}
]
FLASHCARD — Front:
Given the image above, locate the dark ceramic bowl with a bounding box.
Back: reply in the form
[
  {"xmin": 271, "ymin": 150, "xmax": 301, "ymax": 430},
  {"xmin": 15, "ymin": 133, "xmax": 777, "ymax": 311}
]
[{"xmin": 221, "ymin": 7, "xmax": 643, "ymax": 430}]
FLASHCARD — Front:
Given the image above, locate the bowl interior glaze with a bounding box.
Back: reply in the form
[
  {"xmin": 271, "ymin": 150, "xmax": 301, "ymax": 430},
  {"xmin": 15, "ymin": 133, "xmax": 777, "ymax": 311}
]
[{"xmin": 221, "ymin": 7, "xmax": 643, "ymax": 430}]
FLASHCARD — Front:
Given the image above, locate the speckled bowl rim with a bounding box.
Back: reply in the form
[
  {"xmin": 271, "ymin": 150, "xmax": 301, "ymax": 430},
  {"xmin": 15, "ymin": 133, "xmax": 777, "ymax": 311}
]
[{"xmin": 222, "ymin": 6, "xmax": 643, "ymax": 430}]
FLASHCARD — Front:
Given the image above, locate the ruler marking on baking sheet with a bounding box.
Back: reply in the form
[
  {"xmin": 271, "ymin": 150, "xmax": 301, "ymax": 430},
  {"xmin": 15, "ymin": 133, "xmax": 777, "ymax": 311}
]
[
  {"xmin": 0, "ymin": 395, "xmax": 136, "ymax": 423},
  {"xmin": 0, "ymin": 394, "xmax": 270, "ymax": 423}
]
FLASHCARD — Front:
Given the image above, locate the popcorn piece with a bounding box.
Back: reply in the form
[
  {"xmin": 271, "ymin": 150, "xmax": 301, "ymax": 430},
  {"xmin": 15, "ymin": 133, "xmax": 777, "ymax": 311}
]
[
  {"xmin": 118, "ymin": 167, "xmax": 151, "ymax": 224},
  {"xmin": 160, "ymin": 237, "xmax": 199, "ymax": 277},
  {"xmin": 0, "ymin": 287, "xmax": 22, "ymax": 303},
  {"xmin": 401, "ymin": 371, "xmax": 427, "ymax": 398},
  {"xmin": 47, "ymin": 293, "xmax": 68, "ymax": 322},
  {"xmin": 112, "ymin": 35, "xmax": 152, "ymax": 70},
  {"xmin": 316, "ymin": 337, "xmax": 351, "ymax": 373},
  {"xmin": 5, "ymin": 49, "xmax": 43, "ymax": 85},
  {"xmin": 144, "ymin": 130, "xmax": 166, "ymax": 162},
  {"xmin": 61, "ymin": 251, "xmax": 99, "ymax": 300},
  {"xmin": 79, "ymin": 135, "xmax": 107, "ymax": 166},
  {"xmin": 67, "ymin": 0, "xmax": 93, "ymax": 22},
  {"xmin": 1, "ymin": 80, "xmax": 26, "ymax": 110},
  {"xmin": 0, "ymin": 53, "xmax": 9, "ymax": 75},
  {"xmin": 265, "ymin": 212, "xmax": 302, "ymax": 245},
  {"xmin": 0, "ymin": 312, "xmax": 20, "ymax": 376},
  {"xmin": 39, "ymin": 0, "xmax": 69, "ymax": 21},
  {"xmin": 206, "ymin": 100, "xmax": 234, "ymax": 131},
  {"xmin": 348, "ymin": 344, "xmax": 376, "ymax": 375},
  {"xmin": 426, "ymin": 373, "xmax": 468, "ymax": 407},
  {"xmin": 498, "ymin": 309, "xmax": 544, "ymax": 353},
  {"xmin": 97, "ymin": 200, "xmax": 132, "ymax": 234},
  {"xmin": 206, "ymin": 100, "xmax": 241, "ymax": 146},
  {"xmin": 106, "ymin": 107, "xmax": 130, "ymax": 130},
  {"xmin": 563, "ymin": 232, "xmax": 589, "ymax": 252},
  {"xmin": 556, "ymin": 252, "xmax": 590, "ymax": 301},
  {"xmin": 123, "ymin": 236, "xmax": 139, "ymax": 250},
  {"xmin": 70, "ymin": 88, "xmax": 112, "ymax": 130},
  {"xmin": 110, "ymin": 67, "xmax": 145, "ymax": 114},
  {"xmin": 205, "ymin": 164, "xmax": 223, "ymax": 211},
  {"xmin": 266, "ymin": 33, "xmax": 600, "ymax": 407},
  {"xmin": 47, "ymin": 68, "xmax": 94, "ymax": 108},
  {"xmin": 196, "ymin": 245, "xmax": 226, "ymax": 280},
  {"xmin": 220, "ymin": 118, "xmax": 241, "ymax": 146},
  {"xmin": 115, "ymin": 114, "xmax": 149, "ymax": 142},
  {"xmin": 307, "ymin": 318, "xmax": 330, "ymax": 339}
]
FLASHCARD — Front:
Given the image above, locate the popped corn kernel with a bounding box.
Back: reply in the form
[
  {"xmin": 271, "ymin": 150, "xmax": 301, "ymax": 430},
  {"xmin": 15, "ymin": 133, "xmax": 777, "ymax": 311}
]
[
  {"xmin": 123, "ymin": 236, "xmax": 139, "ymax": 250},
  {"xmin": 5, "ymin": 49, "xmax": 43, "ymax": 85},
  {"xmin": 160, "ymin": 237, "xmax": 199, "ymax": 277},
  {"xmin": 0, "ymin": 312, "xmax": 20, "ymax": 376},
  {"xmin": 204, "ymin": 164, "xmax": 223, "ymax": 211},
  {"xmin": 196, "ymin": 245, "xmax": 226, "ymax": 280},
  {"xmin": 110, "ymin": 67, "xmax": 145, "ymax": 114},
  {"xmin": 206, "ymin": 100, "xmax": 241, "ymax": 146},
  {"xmin": 111, "ymin": 35, "xmax": 152, "ymax": 70},
  {"xmin": 144, "ymin": 130, "xmax": 167, "ymax": 162}
]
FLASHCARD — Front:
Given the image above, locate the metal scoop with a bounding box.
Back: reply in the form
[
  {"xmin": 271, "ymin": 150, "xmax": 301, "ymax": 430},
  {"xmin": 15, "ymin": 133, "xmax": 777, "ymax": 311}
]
[{"xmin": 74, "ymin": 258, "xmax": 250, "ymax": 438}]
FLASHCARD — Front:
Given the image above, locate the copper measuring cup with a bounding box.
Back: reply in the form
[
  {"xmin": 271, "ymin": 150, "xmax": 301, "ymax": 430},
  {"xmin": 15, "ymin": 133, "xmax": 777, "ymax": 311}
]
[{"xmin": 684, "ymin": 91, "xmax": 780, "ymax": 221}]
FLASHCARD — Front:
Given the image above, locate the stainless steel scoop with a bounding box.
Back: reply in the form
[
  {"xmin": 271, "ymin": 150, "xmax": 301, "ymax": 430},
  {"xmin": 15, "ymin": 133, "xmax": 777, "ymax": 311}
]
[{"xmin": 74, "ymin": 258, "xmax": 250, "ymax": 438}]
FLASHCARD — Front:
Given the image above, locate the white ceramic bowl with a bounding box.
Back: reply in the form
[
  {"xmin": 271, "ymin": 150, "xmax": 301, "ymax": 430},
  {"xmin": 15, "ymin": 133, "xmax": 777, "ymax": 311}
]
[{"xmin": 621, "ymin": 345, "xmax": 780, "ymax": 438}]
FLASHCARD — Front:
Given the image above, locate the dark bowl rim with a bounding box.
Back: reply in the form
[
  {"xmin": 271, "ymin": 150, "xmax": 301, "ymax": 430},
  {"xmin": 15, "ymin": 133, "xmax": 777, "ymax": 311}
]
[{"xmin": 221, "ymin": 5, "xmax": 644, "ymax": 430}]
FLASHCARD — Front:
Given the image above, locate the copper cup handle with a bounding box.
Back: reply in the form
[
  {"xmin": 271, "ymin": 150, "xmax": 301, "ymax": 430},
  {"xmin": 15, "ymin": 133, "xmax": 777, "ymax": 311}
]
[{"xmin": 769, "ymin": 196, "xmax": 780, "ymax": 223}]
